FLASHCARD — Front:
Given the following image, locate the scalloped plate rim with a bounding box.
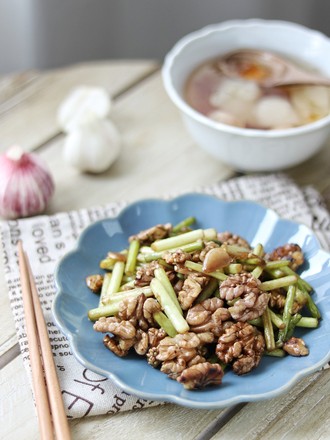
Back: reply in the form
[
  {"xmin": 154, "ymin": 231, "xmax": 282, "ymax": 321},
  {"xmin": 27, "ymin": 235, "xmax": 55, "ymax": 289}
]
[{"xmin": 52, "ymin": 193, "xmax": 330, "ymax": 409}]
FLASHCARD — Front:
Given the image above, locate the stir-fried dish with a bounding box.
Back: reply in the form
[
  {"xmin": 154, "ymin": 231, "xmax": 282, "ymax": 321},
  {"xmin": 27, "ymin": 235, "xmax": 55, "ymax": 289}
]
[{"xmin": 86, "ymin": 217, "xmax": 320, "ymax": 390}]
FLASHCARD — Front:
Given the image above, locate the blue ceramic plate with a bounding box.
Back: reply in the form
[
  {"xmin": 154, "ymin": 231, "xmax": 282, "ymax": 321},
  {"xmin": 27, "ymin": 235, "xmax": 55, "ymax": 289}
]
[{"xmin": 53, "ymin": 194, "xmax": 330, "ymax": 409}]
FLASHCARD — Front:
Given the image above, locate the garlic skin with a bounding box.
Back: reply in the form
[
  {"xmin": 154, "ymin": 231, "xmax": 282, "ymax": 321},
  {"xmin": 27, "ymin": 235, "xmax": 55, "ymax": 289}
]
[
  {"xmin": 57, "ymin": 86, "xmax": 112, "ymax": 133},
  {"xmin": 63, "ymin": 118, "xmax": 121, "ymax": 173},
  {"xmin": 0, "ymin": 146, "xmax": 55, "ymax": 219}
]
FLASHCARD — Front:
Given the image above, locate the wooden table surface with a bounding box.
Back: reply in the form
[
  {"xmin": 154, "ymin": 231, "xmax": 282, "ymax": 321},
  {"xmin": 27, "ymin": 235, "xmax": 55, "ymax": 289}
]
[{"xmin": 0, "ymin": 60, "xmax": 329, "ymax": 440}]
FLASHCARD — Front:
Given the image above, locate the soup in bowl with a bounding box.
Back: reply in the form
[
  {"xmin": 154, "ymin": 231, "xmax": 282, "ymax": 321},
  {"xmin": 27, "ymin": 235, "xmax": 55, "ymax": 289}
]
[
  {"xmin": 162, "ymin": 20, "xmax": 330, "ymax": 171},
  {"xmin": 185, "ymin": 50, "xmax": 330, "ymax": 130}
]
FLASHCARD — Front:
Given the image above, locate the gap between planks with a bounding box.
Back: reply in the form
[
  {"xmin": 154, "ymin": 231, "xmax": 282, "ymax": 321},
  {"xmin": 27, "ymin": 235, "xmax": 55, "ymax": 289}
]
[
  {"xmin": 195, "ymin": 403, "xmax": 247, "ymax": 440},
  {"xmin": 0, "ymin": 64, "xmax": 245, "ymax": 438},
  {"xmin": 0, "ymin": 340, "xmax": 20, "ymax": 369},
  {"xmin": 0, "ymin": 65, "xmax": 161, "ymax": 371}
]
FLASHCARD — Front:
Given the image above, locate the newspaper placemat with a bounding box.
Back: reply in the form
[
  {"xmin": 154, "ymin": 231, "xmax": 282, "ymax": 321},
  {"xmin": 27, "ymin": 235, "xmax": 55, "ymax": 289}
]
[{"xmin": 1, "ymin": 173, "xmax": 329, "ymax": 418}]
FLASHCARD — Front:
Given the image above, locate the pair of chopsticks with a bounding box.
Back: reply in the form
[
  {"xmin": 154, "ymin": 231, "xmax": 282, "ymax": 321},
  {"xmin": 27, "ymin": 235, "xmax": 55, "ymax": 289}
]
[{"xmin": 18, "ymin": 241, "xmax": 71, "ymax": 440}]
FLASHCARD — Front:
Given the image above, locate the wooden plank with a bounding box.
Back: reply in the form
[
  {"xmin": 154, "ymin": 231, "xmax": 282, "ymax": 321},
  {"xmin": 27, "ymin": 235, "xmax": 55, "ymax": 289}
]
[
  {"xmin": 0, "ymin": 66, "xmax": 235, "ymax": 439},
  {"xmin": 211, "ymin": 369, "xmax": 330, "ymax": 440},
  {"xmin": 287, "ymin": 138, "xmax": 330, "ymax": 210},
  {"xmin": 2, "ymin": 60, "xmax": 329, "ymax": 440},
  {"xmin": 0, "ymin": 250, "xmax": 16, "ymax": 354},
  {"xmin": 0, "ymin": 356, "xmax": 39, "ymax": 439},
  {"xmin": 0, "ymin": 355, "xmax": 225, "ymax": 440},
  {"xmin": 0, "ymin": 60, "xmax": 158, "ymax": 152},
  {"xmin": 70, "ymin": 404, "xmax": 223, "ymax": 440},
  {"xmin": 40, "ymin": 72, "xmax": 233, "ymax": 214},
  {"xmin": 0, "ymin": 69, "xmax": 233, "ymax": 357},
  {"xmin": 0, "ymin": 71, "xmax": 40, "ymax": 111},
  {"xmin": 0, "ymin": 62, "xmax": 161, "ymax": 356}
]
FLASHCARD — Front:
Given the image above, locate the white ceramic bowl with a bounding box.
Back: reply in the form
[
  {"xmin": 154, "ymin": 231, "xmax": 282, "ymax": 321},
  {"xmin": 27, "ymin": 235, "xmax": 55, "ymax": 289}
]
[{"xmin": 162, "ymin": 19, "xmax": 330, "ymax": 171}]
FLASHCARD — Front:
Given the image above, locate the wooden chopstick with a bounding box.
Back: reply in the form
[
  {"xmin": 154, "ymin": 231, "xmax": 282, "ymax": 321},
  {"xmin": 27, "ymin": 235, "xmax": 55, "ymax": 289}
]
[
  {"xmin": 18, "ymin": 241, "xmax": 71, "ymax": 440},
  {"xmin": 18, "ymin": 242, "xmax": 53, "ymax": 439}
]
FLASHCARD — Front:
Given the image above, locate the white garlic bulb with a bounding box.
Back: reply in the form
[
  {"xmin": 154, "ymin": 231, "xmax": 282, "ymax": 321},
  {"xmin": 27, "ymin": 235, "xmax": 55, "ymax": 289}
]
[
  {"xmin": 0, "ymin": 146, "xmax": 55, "ymax": 219},
  {"xmin": 57, "ymin": 86, "xmax": 112, "ymax": 133},
  {"xmin": 63, "ymin": 118, "xmax": 121, "ymax": 173}
]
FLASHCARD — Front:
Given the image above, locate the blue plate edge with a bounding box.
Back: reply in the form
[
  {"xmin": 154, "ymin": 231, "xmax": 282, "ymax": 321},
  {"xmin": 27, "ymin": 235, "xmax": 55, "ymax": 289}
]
[{"xmin": 51, "ymin": 193, "xmax": 330, "ymax": 409}]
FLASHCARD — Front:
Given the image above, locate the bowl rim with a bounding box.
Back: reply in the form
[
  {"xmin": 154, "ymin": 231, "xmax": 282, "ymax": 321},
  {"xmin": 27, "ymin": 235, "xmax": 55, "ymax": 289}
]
[{"xmin": 162, "ymin": 18, "xmax": 330, "ymax": 138}]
